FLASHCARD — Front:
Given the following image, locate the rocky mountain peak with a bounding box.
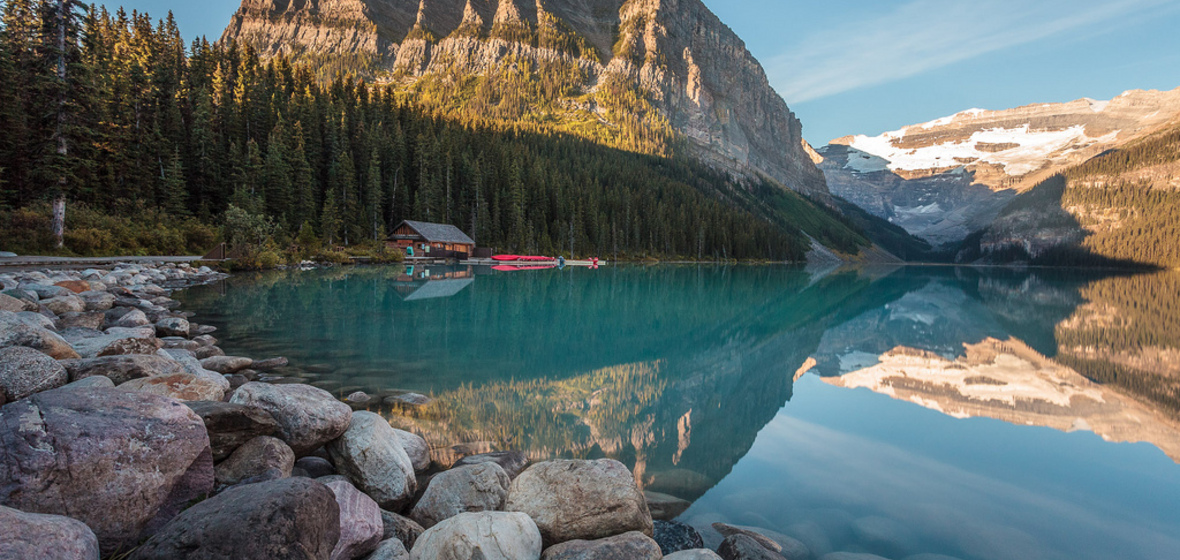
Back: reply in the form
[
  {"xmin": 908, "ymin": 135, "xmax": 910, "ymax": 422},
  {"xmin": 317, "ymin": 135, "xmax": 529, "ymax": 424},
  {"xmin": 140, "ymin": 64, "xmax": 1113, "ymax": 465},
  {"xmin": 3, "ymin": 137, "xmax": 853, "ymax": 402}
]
[{"xmin": 221, "ymin": 0, "xmax": 830, "ymax": 198}]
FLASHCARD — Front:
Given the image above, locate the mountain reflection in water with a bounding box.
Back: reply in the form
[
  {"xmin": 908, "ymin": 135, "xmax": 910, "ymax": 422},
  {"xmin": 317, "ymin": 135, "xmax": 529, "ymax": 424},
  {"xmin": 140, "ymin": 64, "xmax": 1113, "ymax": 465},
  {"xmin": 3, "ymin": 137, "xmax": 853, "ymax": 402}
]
[{"xmin": 179, "ymin": 265, "xmax": 1180, "ymax": 560}]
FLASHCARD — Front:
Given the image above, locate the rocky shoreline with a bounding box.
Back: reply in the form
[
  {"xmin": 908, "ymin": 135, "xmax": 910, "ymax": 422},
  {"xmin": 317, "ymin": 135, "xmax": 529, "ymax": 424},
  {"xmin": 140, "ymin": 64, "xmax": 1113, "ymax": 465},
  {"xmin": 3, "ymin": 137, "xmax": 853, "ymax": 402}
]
[{"xmin": 1, "ymin": 262, "xmax": 886, "ymax": 560}]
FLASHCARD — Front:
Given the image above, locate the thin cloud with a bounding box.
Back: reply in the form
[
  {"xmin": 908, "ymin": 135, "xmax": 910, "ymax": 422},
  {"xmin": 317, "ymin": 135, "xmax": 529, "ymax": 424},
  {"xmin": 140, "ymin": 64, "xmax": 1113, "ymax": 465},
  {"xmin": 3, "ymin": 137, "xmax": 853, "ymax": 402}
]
[{"xmin": 770, "ymin": 0, "xmax": 1172, "ymax": 103}]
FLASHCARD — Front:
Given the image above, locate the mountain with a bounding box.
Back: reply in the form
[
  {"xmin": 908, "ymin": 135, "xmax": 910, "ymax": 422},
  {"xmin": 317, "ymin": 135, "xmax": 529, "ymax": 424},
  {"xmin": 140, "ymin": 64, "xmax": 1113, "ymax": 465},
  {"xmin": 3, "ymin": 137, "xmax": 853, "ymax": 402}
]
[
  {"xmin": 222, "ymin": 0, "xmax": 829, "ymax": 200},
  {"xmin": 817, "ymin": 88, "xmax": 1180, "ymax": 247}
]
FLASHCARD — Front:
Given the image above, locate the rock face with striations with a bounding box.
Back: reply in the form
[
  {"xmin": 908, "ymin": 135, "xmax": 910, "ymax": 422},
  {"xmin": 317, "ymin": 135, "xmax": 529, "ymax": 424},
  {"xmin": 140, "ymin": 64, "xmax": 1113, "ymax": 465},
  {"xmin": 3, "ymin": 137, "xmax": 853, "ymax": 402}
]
[{"xmin": 221, "ymin": 0, "xmax": 828, "ymax": 198}]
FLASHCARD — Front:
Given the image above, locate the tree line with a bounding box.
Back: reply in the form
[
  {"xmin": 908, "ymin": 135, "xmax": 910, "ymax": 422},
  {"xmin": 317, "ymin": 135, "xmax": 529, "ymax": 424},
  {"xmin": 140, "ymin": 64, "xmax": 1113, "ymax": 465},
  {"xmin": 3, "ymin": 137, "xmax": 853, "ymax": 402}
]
[{"xmin": 0, "ymin": 2, "xmax": 854, "ymax": 261}]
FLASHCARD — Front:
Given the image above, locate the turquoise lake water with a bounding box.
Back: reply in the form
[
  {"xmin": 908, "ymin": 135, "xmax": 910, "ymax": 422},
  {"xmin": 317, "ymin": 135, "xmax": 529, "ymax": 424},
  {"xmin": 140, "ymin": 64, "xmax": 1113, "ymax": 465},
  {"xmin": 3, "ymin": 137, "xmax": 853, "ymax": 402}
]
[{"xmin": 178, "ymin": 265, "xmax": 1180, "ymax": 560}]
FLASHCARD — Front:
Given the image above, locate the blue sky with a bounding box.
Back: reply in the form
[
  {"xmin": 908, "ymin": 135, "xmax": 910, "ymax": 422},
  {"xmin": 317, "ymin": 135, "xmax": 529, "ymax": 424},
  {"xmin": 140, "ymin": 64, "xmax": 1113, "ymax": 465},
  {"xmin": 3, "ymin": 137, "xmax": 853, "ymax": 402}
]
[{"xmin": 105, "ymin": 0, "xmax": 1180, "ymax": 144}]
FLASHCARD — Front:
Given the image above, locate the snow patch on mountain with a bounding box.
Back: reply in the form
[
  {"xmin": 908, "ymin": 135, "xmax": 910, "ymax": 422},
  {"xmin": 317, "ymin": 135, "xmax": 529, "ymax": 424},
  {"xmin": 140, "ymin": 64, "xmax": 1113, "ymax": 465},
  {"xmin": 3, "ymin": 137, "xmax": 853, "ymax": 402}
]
[{"xmin": 848, "ymin": 124, "xmax": 1117, "ymax": 176}]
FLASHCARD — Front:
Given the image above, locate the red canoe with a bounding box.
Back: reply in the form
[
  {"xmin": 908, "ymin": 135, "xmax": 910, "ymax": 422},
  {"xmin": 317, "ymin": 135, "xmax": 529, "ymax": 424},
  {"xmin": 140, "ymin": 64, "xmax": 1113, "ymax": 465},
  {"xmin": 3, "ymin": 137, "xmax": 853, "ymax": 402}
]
[
  {"xmin": 491, "ymin": 255, "xmax": 555, "ymax": 262},
  {"xmin": 493, "ymin": 265, "xmax": 556, "ymax": 272}
]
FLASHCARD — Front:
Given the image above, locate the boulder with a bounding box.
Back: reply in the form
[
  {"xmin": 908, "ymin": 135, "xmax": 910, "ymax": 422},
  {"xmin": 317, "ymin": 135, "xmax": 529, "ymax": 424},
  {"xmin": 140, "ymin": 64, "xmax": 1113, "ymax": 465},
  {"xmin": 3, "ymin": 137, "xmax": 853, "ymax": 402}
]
[
  {"xmin": 78, "ymin": 291, "xmax": 115, "ymax": 311},
  {"xmin": 324, "ymin": 478, "xmax": 383, "ymax": 560},
  {"xmin": 111, "ymin": 309, "xmax": 150, "ymax": 328},
  {"xmin": 0, "ymin": 311, "xmax": 79, "ymax": 359},
  {"xmin": 61, "ymin": 354, "xmax": 186, "ymax": 384},
  {"xmin": 127, "ymin": 477, "xmax": 340, "ymax": 560},
  {"xmin": 645, "ymin": 490, "xmax": 692, "ymax": 521},
  {"xmin": 185, "ymin": 400, "xmax": 280, "ymax": 461},
  {"xmin": 66, "ymin": 327, "xmax": 162, "ymax": 358},
  {"xmin": 654, "ymin": 520, "xmax": 705, "ymax": 555},
  {"xmin": 195, "ymin": 346, "xmax": 225, "ymax": 359},
  {"xmin": 201, "ymin": 355, "xmax": 253, "ymax": 374},
  {"xmin": 295, "ymin": 456, "xmax": 338, "ymax": 478},
  {"xmin": 214, "ymin": 435, "xmax": 295, "ymax": 486},
  {"xmin": 155, "ymin": 317, "xmax": 190, "ymax": 337},
  {"xmin": 193, "ymin": 334, "xmax": 217, "ymax": 347},
  {"xmin": 60, "ymin": 375, "xmax": 116, "ymax": 390},
  {"xmin": 231, "ymin": 382, "xmax": 352, "ymax": 455},
  {"xmin": 718, "ymin": 535, "xmax": 788, "ymax": 560},
  {"xmin": 540, "ymin": 531, "xmax": 662, "ymax": 560},
  {"xmin": 713, "ymin": 524, "xmax": 784, "ymax": 553},
  {"xmin": 16, "ymin": 311, "xmax": 56, "ymax": 330},
  {"xmin": 453, "ymin": 451, "xmax": 529, "ymax": 479},
  {"xmin": 410, "ymin": 463, "xmax": 510, "ymax": 528},
  {"xmin": 57, "ymin": 311, "xmax": 105, "ymax": 330},
  {"xmin": 851, "ymin": 516, "xmax": 917, "ymax": 557},
  {"xmin": 160, "ymin": 350, "xmax": 230, "ymax": 392},
  {"xmin": 386, "ymin": 392, "xmax": 431, "ymax": 408},
  {"xmin": 54, "ymin": 280, "xmax": 91, "ymax": 294},
  {"xmin": 0, "ymin": 292, "xmax": 38, "ymax": 312},
  {"xmin": 365, "ymin": 539, "xmax": 410, "ymax": 560},
  {"xmin": 380, "ymin": 510, "xmax": 424, "ymax": 551},
  {"xmin": 0, "ymin": 346, "xmax": 69, "ymax": 401},
  {"xmin": 392, "ymin": 428, "xmax": 432, "ymax": 472},
  {"xmin": 327, "ymin": 411, "xmax": 417, "ymax": 510},
  {"xmin": 40, "ymin": 295, "xmax": 86, "ymax": 315},
  {"xmin": 120, "ymin": 373, "xmax": 226, "ymax": 402},
  {"xmin": 665, "ymin": 551, "xmax": 724, "ymax": 560},
  {"xmin": 0, "ymin": 387, "xmax": 213, "ymax": 554},
  {"xmin": 409, "ymin": 512, "xmax": 542, "ymax": 560},
  {"xmin": 0, "ymin": 504, "xmax": 100, "ymax": 560},
  {"xmin": 504, "ymin": 459, "xmax": 653, "ymax": 546}
]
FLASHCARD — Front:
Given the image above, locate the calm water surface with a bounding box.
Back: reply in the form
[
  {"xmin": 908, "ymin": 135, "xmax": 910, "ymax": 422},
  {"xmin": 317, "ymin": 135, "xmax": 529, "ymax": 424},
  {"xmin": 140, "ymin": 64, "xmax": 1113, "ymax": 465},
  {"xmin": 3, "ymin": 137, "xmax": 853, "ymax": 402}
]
[{"xmin": 179, "ymin": 265, "xmax": 1180, "ymax": 560}]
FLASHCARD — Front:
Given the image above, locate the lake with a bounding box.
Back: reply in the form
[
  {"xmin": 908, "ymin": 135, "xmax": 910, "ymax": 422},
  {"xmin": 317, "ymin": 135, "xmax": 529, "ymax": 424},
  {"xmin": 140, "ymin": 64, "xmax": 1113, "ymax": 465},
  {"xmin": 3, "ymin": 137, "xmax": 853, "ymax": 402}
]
[{"xmin": 178, "ymin": 264, "xmax": 1180, "ymax": 560}]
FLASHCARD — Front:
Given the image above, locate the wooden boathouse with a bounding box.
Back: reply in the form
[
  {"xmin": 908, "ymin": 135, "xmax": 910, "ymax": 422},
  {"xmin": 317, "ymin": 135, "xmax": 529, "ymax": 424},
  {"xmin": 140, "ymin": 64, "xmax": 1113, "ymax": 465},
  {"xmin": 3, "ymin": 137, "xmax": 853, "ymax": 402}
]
[{"xmin": 387, "ymin": 220, "xmax": 476, "ymax": 260}]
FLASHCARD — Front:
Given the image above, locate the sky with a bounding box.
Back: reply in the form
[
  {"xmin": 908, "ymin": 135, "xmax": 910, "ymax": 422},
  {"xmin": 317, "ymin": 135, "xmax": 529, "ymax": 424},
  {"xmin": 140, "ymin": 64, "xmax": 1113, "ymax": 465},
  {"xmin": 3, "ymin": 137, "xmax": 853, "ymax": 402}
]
[{"xmin": 104, "ymin": 0, "xmax": 1180, "ymax": 144}]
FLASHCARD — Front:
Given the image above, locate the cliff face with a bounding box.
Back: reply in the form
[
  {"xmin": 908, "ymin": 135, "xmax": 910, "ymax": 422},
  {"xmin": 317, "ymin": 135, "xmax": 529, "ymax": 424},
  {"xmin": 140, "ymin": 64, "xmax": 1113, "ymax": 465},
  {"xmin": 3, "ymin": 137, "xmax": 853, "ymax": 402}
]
[
  {"xmin": 817, "ymin": 88, "xmax": 1180, "ymax": 245},
  {"xmin": 221, "ymin": 0, "xmax": 829, "ymax": 198}
]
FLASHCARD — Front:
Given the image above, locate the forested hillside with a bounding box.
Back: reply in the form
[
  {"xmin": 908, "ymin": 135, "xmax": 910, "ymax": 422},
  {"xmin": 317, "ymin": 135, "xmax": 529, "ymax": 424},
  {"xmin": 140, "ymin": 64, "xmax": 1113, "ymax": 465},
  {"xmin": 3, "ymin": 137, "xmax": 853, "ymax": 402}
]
[
  {"xmin": 960, "ymin": 118, "xmax": 1180, "ymax": 269},
  {"xmin": 0, "ymin": 3, "xmax": 868, "ymax": 261}
]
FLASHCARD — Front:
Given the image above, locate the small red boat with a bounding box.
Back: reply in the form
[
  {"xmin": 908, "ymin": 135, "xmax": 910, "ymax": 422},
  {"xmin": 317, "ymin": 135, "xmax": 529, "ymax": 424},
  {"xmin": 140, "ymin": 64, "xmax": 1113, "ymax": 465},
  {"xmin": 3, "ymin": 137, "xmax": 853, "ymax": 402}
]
[
  {"xmin": 491, "ymin": 254, "xmax": 556, "ymax": 262},
  {"xmin": 493, "ymin": 265, "xmax": 556, "ymax": 272}
]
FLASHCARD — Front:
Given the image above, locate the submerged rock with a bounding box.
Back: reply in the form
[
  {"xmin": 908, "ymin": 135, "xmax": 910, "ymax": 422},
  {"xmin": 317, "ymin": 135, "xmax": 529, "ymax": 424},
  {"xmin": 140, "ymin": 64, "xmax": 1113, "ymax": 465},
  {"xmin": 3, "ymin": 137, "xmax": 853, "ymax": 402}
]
[
  {"xmin": 0, "ymin": 504, "xmax": 100, "ymax": 560},
  {"xmin": 505, "ymin": 459, "xmax": 653, "ymax": 546},
  {"xmin": 718, "ymin": 534, "xmax": 788, "ymax": 560},
  {"xmin": 645, "ymin": 490, "xmax": 692, "ymax": 521},
  {"xmin": 409, "ymin": 512, "xmax": 542, "ymax": 560},
  {"xmin": 0, "ymin": 387, "xmax": 212, "ymax": 554},
  {"xmin": 230, "ymin": 382, "xmax": 352, "ymax": 456},
  {"xmin": 128, "ymin": 477, "xmax": 340, "ymax": 560},
  {"xmin": 665, "ymin": 551, "xmax": 724, "ymax": 560}
]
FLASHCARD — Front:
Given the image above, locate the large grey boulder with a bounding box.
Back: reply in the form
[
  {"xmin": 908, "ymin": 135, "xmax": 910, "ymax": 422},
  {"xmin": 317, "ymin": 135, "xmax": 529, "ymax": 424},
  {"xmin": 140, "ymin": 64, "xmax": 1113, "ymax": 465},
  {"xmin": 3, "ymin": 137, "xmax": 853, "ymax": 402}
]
[
  {"xmin": 61, "ymin": 354, "xmax": 186, "ymax": 384},
  {"xmin": 65, "ymin": 326, "xmax": 162, "ymax": 358},
  {"xmin": 155, "ymin": 317, "xmax": 190, "ymax": 337},
  {"xmin": 214, "ymin": 436, "xmax": 295, "ymax": 486},
  {"xmin": 128, "ymin": 477, "xmax": 341, "ymax": 560},
  {"xmin": 0, "ymin": 346, "xmax": 69, "ymax": 401},
  {"xmin": 410, "ymin": 462, "xmax": 510, "ymax": 528},
  {"xmin": 540, "ymin": 531, "xmax": 663, "ymax": 560},
  {"xmin": 409, "ymin": 512, "xmax": 542, "ymax": 560},
  {"xmin": 120, "ymin": 373, "xmax": 226, "ymax": 402},
  {"xmin": 78, "ymin": 290, "xmax": 115, "ymax": 311},
  {"xmin": 0, "ymin": 387, "xmax": 213, "ymax": 554},
  {"xmin": 453, "ymin": 451, "xmax": 529, "ymax": 479},
  {"xmin": 323, "ymin": 478, "xmax": 383, "ymax": 560},
  {"xmin": 0, "ymin": 292, "xmax": 38, "ymax": 312},
  {"xmin": 327, "ymin": 411, "xmax": 416, "ymax": 510},
  {"xmin": 40, "ymin": 295, "xmax": 86, "ymax": 315},
  {"xmin": 0, "ymin": 504, "xmax": 100, "ymax": 560},
  {"xmin": 231, "ymin": 382, "xmax": 352, "ymax": 456},
  {"xmin": 505, "ymin": 459, "xmax": 653, "ymax": 546},
  {"xmin": 0, "ymin": 311, "xmax": 79, "ymax": 359},
  {"xmin": 365, "ymin": 539, "xmax": 410, "ymax": 560},
  {"xmin": 391, "ymin": 428, "xmax": 431, "ymax": 472},
  {"xmin": 186, "ymin": 401, "xmax": 280, "ymax": 461}
]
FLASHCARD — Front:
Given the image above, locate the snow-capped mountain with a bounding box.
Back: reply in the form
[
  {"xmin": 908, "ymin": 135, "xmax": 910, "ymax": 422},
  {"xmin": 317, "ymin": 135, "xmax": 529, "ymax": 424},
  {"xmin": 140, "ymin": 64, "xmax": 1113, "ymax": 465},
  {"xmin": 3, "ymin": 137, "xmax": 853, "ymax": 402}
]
[{"xmin": 818, "ymin": 87, "xmax": 1180, "ymax": 246}]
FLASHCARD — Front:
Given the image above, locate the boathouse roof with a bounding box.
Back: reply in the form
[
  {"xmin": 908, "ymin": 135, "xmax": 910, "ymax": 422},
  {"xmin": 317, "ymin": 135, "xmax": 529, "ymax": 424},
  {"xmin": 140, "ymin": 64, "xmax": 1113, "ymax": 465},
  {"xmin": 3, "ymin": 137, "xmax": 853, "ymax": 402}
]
[{"xmin": 394, "ymin": 220, "xmax": 476, "ymax": 245}]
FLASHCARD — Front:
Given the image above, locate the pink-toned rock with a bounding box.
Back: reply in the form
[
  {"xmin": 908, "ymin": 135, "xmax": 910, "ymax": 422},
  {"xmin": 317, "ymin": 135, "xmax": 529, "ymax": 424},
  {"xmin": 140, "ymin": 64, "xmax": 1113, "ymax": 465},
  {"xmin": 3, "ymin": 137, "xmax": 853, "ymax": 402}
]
[
  {"xmin": 323, "ymin": 478, "xmax": 383, "ymax": 560},
  {"xmin": 0, "ymin": 505, "xmax": 100, "ymax": 560},
  {"xmin": 121, "ymin": 373, "xmax": 225, "ymax": 402}
]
